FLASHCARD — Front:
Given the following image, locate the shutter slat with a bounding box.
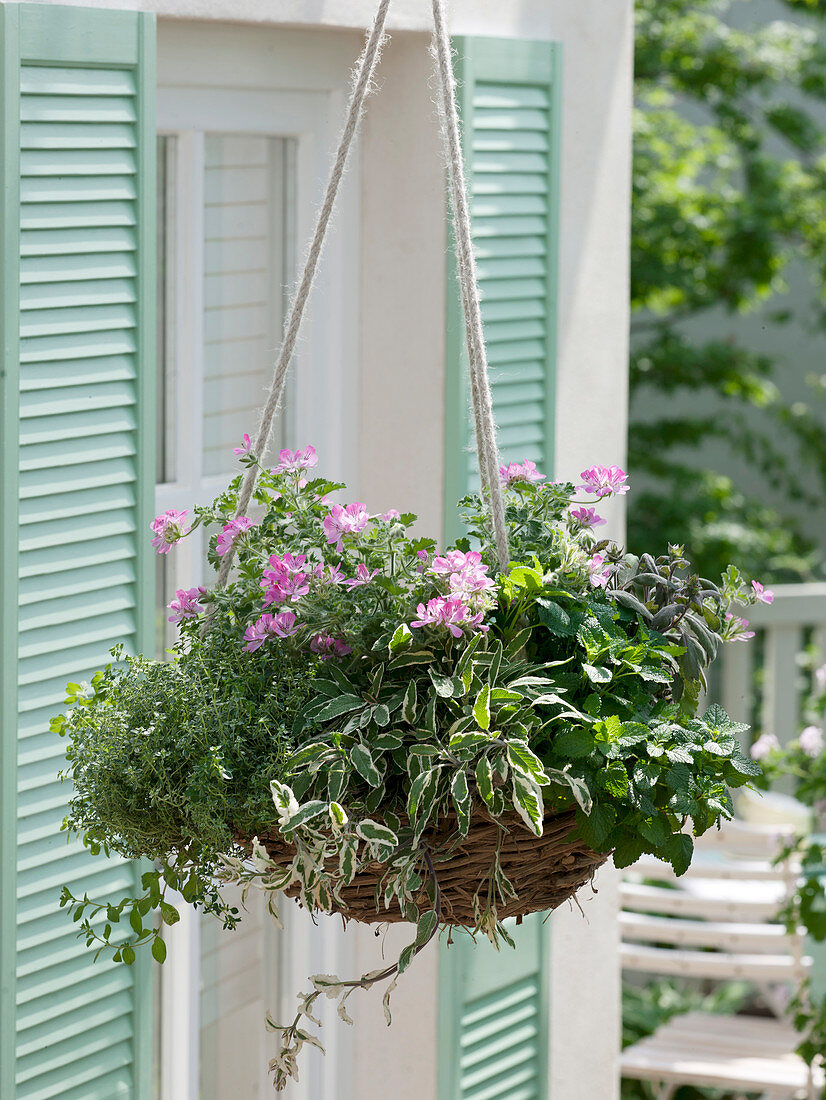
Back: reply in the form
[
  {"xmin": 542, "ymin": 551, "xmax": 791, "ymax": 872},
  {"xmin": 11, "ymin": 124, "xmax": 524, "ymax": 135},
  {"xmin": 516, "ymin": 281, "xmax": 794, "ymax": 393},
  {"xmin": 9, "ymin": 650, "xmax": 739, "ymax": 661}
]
[{"xmin": 1, "ymin": 11, "xmax": 155, "ymax": 1096}]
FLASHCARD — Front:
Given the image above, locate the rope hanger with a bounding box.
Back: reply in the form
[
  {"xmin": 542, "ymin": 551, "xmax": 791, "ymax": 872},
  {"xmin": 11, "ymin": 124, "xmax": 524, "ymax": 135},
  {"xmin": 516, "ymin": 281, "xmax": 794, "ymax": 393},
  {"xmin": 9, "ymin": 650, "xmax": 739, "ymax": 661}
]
[{"xmin": 216, "ymin": 0, "xmax": 510, "ymax": 586}]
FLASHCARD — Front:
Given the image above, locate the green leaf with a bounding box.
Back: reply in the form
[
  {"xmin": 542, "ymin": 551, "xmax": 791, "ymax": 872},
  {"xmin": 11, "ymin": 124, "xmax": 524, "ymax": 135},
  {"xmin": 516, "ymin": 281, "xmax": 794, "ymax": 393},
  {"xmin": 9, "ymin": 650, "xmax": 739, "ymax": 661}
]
[
  {"xmin": 473, "ymin": 684, "xmax": 491, "ymax": 731},
  {"xmin": 576, "ymin": 803, "xmax": 616, "ymax": 848},
  {"xmin": 504, "ymin": 626, "xmax": 533, "ymax": 660},
  {"xmin": 313, "ymin": 694, "xmax": 365, "ymax": 722},
  {"xmin": 402, "ymin": 681, "xmax": 418, "ymax": 725},
  {"xmin": 372, "ymin": 731, "xmax": 404, "ymax": 751},
  {"xmin": 729, "ymin": 753, "xmax": 761, "ymax": 777},
  {"xmin": 450, "ymin": 732, "xmax": 492, "ymax": 752},
  {"xmin": 612, "ymin": 834, "xmax": 646, "ymax": 869},
  {"xmin": 582, "ymin": 663, "xmax": 613, "ymax": 684},
  {"xmin": 355, "ymin": 820, "xmax": 398, "ymax": 853},
  {"xmin": 511, "ymin": 774, "xmax": 544, "ymax": 837},
  {"xmin": 282, "ymin": 800, "xmax": 329, "ymax": 834},
  {"xmin": 390, "ymin": 650, "xmax": 435, "ymax": 669},
  {"xmin": 551, "ymin": 727, "xmax": 595, "ymax": 760},
  {"xmin": 488, "ymin": 641, "xmax": 503, "ymax": 687},
  {"xmin": 390, "ymin": 624, "xmax": 412, "ymax": 652},
  {"xmin": 129, "ymin": 909, "xmax": 142, "ymax": 936},
  {"xmin": 456, "ymin": 633, "xmax": 483, "ymax": 677},
  {"xmin": 121, "ymin": 945, "xmax": 136, "ymax": 966},
  {"xmin": 159, "ymin": 902, "xmax": 180, "ymax": 927},
  {"xmin": 451, "ymin": 770, "xmax": 472, "ymax": 836},
  {"xmin": 475, "ymin": 756, "xmax": 494, "ymax": 806},
  {"xmin": 351, "ymin": 744, "xmax": 383, "ymax": 788},
  {"xmin": 536, "ymin": 598, "xmax": 574, "ymax": 635},
  {"xmin": 664, "ymin": 833, "xmax": 694, "ymax": 877},
  {"xmin": 507, "ymin": 742, "xmax": 549, "ymax": 785},
  {"xmin": 428, "ymin": 668, "xmax": 455, "ymax": 698},
  {"xmin": 152, "ymin": 937, "xmax": 167, "ymax": 964},
  {"xmin": 372, "ymin": 704, "xmax": 391, "ymax": 727}
]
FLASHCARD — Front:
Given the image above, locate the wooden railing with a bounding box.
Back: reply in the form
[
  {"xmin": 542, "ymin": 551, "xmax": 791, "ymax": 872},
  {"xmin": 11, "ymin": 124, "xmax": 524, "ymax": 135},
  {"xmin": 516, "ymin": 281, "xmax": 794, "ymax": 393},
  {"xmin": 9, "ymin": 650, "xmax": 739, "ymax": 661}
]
[{"xmin": 714, "ymin": 583, "xmax": 826, "ymax": 749}]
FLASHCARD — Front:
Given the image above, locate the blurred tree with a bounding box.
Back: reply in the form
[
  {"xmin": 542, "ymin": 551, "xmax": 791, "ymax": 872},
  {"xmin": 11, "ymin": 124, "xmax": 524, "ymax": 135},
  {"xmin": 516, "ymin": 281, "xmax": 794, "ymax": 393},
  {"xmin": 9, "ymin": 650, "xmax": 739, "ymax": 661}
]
[{"xmin": 630, "ymin": 0, "xmax": 826, "ymax": 581}]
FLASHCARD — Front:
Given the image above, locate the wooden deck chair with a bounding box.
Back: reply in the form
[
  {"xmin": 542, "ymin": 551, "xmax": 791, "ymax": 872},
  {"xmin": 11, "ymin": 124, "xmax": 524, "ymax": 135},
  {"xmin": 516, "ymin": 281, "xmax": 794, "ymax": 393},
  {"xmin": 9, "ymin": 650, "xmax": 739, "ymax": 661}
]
[{"xmin": 619, "ymin": 820, "xmax": 824, "ymax": 1100}]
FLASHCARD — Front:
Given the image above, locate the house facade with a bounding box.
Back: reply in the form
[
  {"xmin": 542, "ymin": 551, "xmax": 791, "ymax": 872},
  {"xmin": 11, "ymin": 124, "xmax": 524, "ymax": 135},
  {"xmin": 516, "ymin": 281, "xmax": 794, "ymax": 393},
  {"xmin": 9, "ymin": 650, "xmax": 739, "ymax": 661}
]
[{"xmin": 0, "ymin": 1, "xmax": 634, "ymax": 1097}]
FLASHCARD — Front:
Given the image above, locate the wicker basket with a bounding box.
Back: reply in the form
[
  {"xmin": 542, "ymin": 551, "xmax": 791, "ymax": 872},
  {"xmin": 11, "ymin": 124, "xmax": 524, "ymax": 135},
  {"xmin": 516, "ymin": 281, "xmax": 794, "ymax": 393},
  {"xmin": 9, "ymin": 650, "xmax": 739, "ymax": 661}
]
[{"xmin": 252, "ymin": 807, "xmax": 608, "ymax": 926}]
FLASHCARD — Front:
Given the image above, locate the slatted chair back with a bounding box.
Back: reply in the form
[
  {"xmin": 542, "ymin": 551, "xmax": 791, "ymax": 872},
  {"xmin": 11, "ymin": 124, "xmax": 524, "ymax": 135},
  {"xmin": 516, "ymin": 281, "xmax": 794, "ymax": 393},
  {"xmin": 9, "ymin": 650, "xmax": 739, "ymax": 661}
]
[{"xmin": 620, "ymin": 821, "xmax": 808, "ymax": 993}]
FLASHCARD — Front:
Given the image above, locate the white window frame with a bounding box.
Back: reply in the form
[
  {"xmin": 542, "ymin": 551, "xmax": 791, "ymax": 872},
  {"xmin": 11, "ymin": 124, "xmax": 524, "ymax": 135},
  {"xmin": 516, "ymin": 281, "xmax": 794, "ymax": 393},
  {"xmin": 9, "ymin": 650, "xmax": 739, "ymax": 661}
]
[{"xmin": 154, "ymin": 78, "xmax": 359, "ymax": 1100}]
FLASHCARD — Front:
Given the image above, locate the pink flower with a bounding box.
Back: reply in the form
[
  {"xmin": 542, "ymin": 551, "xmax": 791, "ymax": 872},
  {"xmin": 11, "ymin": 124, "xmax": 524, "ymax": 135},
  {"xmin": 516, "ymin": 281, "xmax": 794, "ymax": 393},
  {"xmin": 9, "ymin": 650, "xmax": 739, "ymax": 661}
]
[
  {"xmin": 815, "ymin": 663, "xmax": 826, "ymax": 695},
  {"xmin": 416, "ymin": 550, "xmax": 430, "ymax": 574},
  {"xmin": 309, "ymin": 633, "xmax": 353, "ymax": 660},
  {"xmin": 800, "ymin": 725, "xmax": 824, "ymax": 757},
  {"xmin": 322, "ymin": 503, "xmax": 370, "ymax": 551},
  {"xmin": 569, "ymin": 507, "xmax": 606, "ymax": 529},
  {"xmin": 752, "ymin": 580, "xmax": 775, "ymax": 605},
  {"xmin": 430, "ymin": 550, "xmax": 483, "ymax": 576},
  {"xmin": 500, "ymin": 460, "xmax": 546, "ymax": 486},
  {"xmin": 314, "ymin": 562, "xmax": 346, "ymax": 585},
  {"xmin": 750, "ymin": 732, "xmax": 780, "ymax": 761},
  {"xmin": 261, "ymin": 553, "xmax": 310, "ymax": 607},
  {"xmin": 151, "ymin": 510, "xmax": 190, "ymax": 554},
  {"xmin": 216, "ymin": 516, "xmax": 256, "ymax": 557},
  {"xmin": 272, "ymin": 445, "xmax": 319, "ymax": 475},
  {"xmin": 448, "ymin": 567, "xmax": 496, "ymax": 602},
  {"xmin": 588, "ymin": 553, "xmax": 613, "ymax": 589},
  {"xmin": 578, "ymin": 465, "xmax": 630, "ymax": 498},
  {"xmin": 381, "ymin": 509, "xmax": 401, "ymax": 522},
  {"xmin": 168, "ymin": 586, "xmax": 206, "ymax": 623},
  {"xmin": 410, "ymin": 596, "xmax": 488, "ymax": 639},
  {"xmin": 342, "ymin": 563, "xmax": 380, "ymax": 590},
  {"xmin": 233, "ymin": 434, "xmax": 252, "ymax": 456},
  {"xmin": 725, "ymin": 612, "xmax": 755, "ymax": 640},
  {"xmin": 243, "ymin": 611, "xmax": 298, "ymax": 653}
]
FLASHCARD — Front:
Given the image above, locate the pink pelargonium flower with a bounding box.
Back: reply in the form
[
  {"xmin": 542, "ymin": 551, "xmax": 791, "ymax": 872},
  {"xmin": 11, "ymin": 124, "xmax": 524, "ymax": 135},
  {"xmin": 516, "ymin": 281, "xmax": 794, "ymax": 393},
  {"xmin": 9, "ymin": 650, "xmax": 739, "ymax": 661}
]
[
  {"xmin": 448, "ymin": 567, "xmax": 496, "ymax": 601},
  {"xmin": 410, "ymin": 596, "xmax": 488, "ymax": 639},
  {"xmin": 243, "ymin": 611, "xmax": 298, "ymax": 653},
  {"xmin": 752, "ymin": 580, "xmax": 775, "ymax": 605},
  {"xmin": 500, "ymin": 459, "xmax": 546, "ymax": 486},
  {"xmin": 272, "ymin": 445, "xmax": 319, "ymax": 475},
  {"xmin": 578, "ymin": 465, "xmax": 630, "ymax": 498},
  {"xmin": 800, "ymin": 725, "xmax": 824, "ymax": 758},
  {"xmin": 233, "ymin": 434, "xmax": 252, "ymax": 456},
  {"xmin": 261, "ymin": 553, "xmax": 310, "ymax": 607},
  {"xmin": 314, "ymin": 561, "xmax": 346, "ymax": 585},
  {"xmin": 588, "ymin": 553, "xmax": 613, "ymax": 589},
  {"xmin": 815, "ymin": 663, "xmax": 826, "ymax": 695},
  {"xmin": 342, "ymin": 563, "xmax": 380, "ymax": 590},
  {"xmin": 216, "ymin": 516, "xmax": 256, "ymax": 557},
  {"xmin": 309, "ymin": 633, "xmax": 353, "ymax": 660},
  {"xmin": 151, "ymin": 510, "xmax": 190, "ymax": 555},
  {"xmin": 569, "ymin": 507, "xmax": 607, "ymax": 529},
  {"xmin": 168, "ymin": 586, "xmax": 206, "ymax": 623},
  {"xmin": 322, "ymin": 503, "xmax": 370, "ymax": 551},
  {"xmin": 429, "ymin": 550, "xmax": 484, "ymax": 576},
  {"xmin": 750, "ymin": 732, "xmax": 780, "ymax": 761},
  {"xmin": 381, "ymin": 509, "xmax": 401, "ymax": 522},
  {"xmin": 725, "ymin": 612, "xmax": 755, "ymax": 641}
]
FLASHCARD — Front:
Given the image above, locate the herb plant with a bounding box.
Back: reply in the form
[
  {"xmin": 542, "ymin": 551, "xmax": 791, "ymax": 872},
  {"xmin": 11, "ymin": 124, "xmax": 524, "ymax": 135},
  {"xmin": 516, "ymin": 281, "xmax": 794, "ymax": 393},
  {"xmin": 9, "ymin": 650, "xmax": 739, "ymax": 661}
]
[{"xmin": 55, "ymin": 442, "xmax": 766, "ymax": 1087}]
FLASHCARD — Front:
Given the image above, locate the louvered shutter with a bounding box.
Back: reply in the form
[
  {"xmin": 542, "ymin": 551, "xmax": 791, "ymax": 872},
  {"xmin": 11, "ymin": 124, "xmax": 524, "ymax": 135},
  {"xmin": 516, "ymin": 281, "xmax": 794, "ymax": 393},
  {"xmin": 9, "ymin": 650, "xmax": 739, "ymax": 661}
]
[
  {"xmin": 443, "ymin": 37, "xmax": 561, "ymax": 540},
  {"xmin": 0, "ymin": 5, "xmax": 156, "ymax": 1097},
  {"xmin": 438, "ymin": 917, "xmax": 550, "ymax": 1100}
]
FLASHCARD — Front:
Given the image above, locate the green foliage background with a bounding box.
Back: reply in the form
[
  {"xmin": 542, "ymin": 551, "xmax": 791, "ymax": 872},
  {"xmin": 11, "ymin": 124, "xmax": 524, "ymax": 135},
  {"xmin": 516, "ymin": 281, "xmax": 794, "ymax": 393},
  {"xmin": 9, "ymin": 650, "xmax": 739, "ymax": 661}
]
[{"xmin": 629, "ymin": 0, "xmax": 826, "ymax": 582}]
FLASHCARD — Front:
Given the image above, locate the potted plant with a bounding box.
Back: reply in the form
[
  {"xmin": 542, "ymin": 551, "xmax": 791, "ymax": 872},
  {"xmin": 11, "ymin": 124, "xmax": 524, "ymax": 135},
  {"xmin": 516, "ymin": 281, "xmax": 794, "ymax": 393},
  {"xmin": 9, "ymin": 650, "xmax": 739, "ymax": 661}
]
[{"xmin": 54, "ymin": 442, "xmax": 766, "ymax": 1086}]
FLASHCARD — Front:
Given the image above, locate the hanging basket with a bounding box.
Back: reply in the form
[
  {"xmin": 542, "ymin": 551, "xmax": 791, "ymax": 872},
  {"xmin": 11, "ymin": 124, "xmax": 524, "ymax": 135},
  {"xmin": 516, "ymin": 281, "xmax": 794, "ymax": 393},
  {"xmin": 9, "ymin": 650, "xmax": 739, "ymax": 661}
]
[{"xmin": 248, "ymin": 808, "xmax": 609, "ymax": 926}]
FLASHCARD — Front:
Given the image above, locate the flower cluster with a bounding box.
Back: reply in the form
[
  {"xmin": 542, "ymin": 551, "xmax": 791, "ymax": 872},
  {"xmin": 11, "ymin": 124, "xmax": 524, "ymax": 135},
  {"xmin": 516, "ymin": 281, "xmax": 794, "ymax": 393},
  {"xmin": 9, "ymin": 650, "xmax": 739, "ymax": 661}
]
[
  {"xmin": 151, "ymin": 510, "xmax": 189, "ymax": 554},
  {"xmin": 410, "ymin": 550, "xmax": 495, "ymax": 639}
]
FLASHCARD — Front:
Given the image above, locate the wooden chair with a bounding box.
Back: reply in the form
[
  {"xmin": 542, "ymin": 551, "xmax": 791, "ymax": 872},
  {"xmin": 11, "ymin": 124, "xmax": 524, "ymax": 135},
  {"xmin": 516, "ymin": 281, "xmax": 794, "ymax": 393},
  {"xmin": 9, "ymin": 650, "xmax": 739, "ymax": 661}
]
[{"xmin": 620, "ymin": 820, "xmax": 824, "ymax": 1100}]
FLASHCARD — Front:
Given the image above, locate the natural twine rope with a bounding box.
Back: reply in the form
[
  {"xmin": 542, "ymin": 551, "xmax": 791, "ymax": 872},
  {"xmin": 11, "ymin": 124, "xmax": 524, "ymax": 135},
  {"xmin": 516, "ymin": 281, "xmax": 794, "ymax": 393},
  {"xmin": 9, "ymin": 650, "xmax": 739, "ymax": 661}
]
[
  {"xmin": 430, "ymin": 0, "xmax": 509, "ymax": 570},
  {"xmin": 217, "ymin": 0, "xmax": 510, "ymax": 585}
]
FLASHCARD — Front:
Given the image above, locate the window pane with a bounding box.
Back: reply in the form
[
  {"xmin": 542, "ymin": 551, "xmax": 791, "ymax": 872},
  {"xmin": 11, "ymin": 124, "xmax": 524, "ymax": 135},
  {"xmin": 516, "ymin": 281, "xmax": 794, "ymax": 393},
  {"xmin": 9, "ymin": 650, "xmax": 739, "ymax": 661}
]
[{"xmin": 202, "ymin": 134, "xmax": 293, "ymax": 475}]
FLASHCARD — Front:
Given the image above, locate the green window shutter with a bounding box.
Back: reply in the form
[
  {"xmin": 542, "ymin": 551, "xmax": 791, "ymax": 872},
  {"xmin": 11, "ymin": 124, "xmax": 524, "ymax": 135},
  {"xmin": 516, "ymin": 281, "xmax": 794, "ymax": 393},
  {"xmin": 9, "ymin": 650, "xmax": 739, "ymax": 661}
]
[
  {"xmin": 444, "ymin": 37, "xmax": 562, "ymax": 540},
  {"xmin": 438, "ymin": 917, "xmax": 550, "ymax": 1100},
  {"xmin": 0, "ymin": 5, "xmax": 156, "ymax": 1098}
]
